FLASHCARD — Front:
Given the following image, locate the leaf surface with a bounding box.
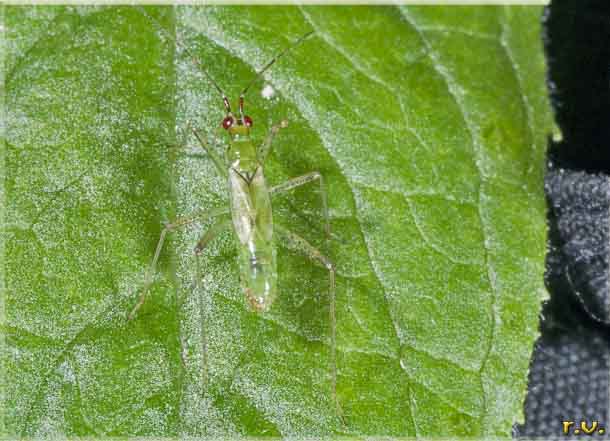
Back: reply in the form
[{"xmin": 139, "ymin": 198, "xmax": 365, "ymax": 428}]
[{"xmin": 3, "ymin": 5, "xmax": 552, "ymax": 437}]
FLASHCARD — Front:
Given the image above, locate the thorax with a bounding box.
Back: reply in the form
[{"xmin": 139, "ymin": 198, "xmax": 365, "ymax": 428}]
[{"xmin": 227, "ymin": 163, "xmax": 273, "ymax": 246}]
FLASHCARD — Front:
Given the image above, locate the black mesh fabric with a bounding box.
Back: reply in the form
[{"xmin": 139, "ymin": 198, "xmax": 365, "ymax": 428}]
[
  {"xmin": 518, "ymin": 330, "xmax": 608, "ymax": 438},
  {"xmin": 514, "ymin": 166, "xmax": 610, "ymax": 438}
]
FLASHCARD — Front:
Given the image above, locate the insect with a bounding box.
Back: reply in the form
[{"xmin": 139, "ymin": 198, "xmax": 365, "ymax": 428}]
[{"xmin": 129, "ymin": 9, "xmax": 341, "ymax": 419}]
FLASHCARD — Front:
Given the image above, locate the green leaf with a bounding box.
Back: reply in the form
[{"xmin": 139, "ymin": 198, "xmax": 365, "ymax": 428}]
[{"xmin": 3, "ymin": 5, "xmax": 552, "ymax": 437}]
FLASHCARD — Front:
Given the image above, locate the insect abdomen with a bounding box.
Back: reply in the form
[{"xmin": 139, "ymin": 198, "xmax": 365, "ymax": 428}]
[
  {"xmin": 238, "ymin": 246, "xmax": 277, "ymax": 311},
  {"xmin": 228, "ymin": 167, "xmax": 277, "ymax": 311}
]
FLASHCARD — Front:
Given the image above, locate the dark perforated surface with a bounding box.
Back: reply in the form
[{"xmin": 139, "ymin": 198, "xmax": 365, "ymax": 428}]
[
  {"xmin": 546, "ymin": 171, "xmax": 610, "ymax": 323},
  {"xmin": 516, "ymin": 322, "xmax": 608, "ymax": 437},
  {"xmin": 514, "ymin": 166, "xmax": 610, "ymax": 438}
]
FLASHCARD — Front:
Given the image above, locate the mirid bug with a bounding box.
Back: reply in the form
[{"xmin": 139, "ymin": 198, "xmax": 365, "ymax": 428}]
[{"xmin": 129, "ymin": 9, "xmax": 341, "ymax": 420}]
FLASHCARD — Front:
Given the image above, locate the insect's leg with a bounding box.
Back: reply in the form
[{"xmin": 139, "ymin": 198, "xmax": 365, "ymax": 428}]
[
  {"xmin": 190, "ymin": 124, "xmax": 228, "ymax": 178},
  {"xmin": 194, "ymin": 216, "xmax": 232, "ymax": 256},
  {"xmin": 128, "ymin": 207, "xmax": 230, "ymax": 320},
  {"xmin": 257, "ymin": 119, "xmax": 289, "ymax": 163},
  {"xmin": 191, "ymin": 216, "xmax": 232, "ymax": 388},
  {"xmin": 274, "ymin": 224, "xmax": 342, "ymax": 420},
  {"xmin": 271, "ymin": 172, "xmax": 330, "ymax": 237}
]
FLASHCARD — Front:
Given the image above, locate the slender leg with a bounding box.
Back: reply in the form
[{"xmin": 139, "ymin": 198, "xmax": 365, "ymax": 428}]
[
  {"xmin": 191, "ymin": 216, "xmax": 232, "ymax": 389},
  {"xmin": 128, "ymin": 207, "xmax": 229, "ymax": 320},
  {"xmin": 258, "ymin": 119, "xmax": 289, "ymax": 163},
  {"xmin": 274, "ymin": 224, "xmax": 342, "ymax": 421},
  {"xmin": 271, "ymin": 172, "xmax": 330, "ymax": 237},
  {"xmin": 194, "ymin": 217, "xmax": 232, "ymax": 255},
  {"xmin": 189, "ymin": 123, "xmax": 227, "ymax": 178}
]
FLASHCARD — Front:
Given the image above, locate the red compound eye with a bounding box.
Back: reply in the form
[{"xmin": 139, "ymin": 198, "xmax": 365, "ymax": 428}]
[
  {"xmin": 243, "ymin": 115, "xmax": 253, "ymax": 127},
  {"xmin": 222, "ymin": 116, "xmax": 234, "ymax": 130}
]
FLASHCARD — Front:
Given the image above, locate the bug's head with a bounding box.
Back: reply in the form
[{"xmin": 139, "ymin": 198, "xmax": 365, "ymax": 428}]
[
  {"xmin": 202, "ymin": 30, "xmax": 313, "ymax": 139},
  {"xmin": 221, "ymin": 96, "xmax": 252, "ymax": 138}
]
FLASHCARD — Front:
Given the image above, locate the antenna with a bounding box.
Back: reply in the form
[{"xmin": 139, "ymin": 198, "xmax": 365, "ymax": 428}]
[
  {"xmin": 240, "ymin": 30, "xmax": 315, "ymax": 98},
  {"xmin": 136, "ymin": 6, "xmax": 232, "ymax": 113}
]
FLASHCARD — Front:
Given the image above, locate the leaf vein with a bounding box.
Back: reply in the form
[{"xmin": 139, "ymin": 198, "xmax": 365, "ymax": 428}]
[
  {"xmin": 499, "ymin": 7, "xmax": 538, "ymax": 173},
  {"xmin": 298, "ymin": 7, "xmax": 443, "ymax": 187},
  {"xmin": 405, "ymin": 195, "xmax": 480, "ymax": 266},
  {"xmin": 398, "ymin": 6, "xmax": 498, "ymax": 422}
]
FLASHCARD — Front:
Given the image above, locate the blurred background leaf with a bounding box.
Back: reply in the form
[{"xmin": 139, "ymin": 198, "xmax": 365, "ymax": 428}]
[{"xmin": 3, "ymin": 5, "xmax": 552, "ymax": 437}]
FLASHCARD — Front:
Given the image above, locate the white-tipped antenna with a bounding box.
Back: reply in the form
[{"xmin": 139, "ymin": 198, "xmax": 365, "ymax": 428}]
[
  {"xmin": 240, "ymin": 30, "xmax": 315, "ymax": 99},
  {"xmin": 137, "ymin": 6, "xmax": 232, "ymax": 113}
]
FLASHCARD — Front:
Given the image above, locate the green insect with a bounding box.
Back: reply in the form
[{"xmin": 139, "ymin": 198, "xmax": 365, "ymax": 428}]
[{"xmin": 129, "ymin": 9, "xmax": 341, "ymax": 419}]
